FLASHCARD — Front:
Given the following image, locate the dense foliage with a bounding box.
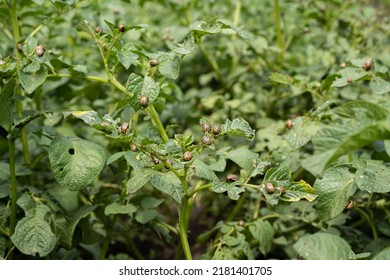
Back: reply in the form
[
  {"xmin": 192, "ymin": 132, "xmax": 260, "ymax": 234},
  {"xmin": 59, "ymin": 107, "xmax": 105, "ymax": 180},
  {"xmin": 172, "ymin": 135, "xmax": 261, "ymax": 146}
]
[{"xmin": 0, "ymin": 0, "xmax": 389, "ymax": 260}]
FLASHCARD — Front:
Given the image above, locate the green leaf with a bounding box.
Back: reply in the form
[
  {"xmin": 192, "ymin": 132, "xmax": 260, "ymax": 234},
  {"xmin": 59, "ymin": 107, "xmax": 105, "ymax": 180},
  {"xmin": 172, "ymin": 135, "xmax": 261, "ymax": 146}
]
[
  {"xmin": 168, "ymin": 33, "xmax": 196, "ymax": 55},
  {"xmin": 126, "ymin": 73, "xmax": 160, "ymax": 111},
  {"xmin": 105, "ymin": 202, "xmax": 137, "ymax": 215},
  {"xmin": 212, "ymin": 178, "xmax": 244, "ymax": 200},
  {"xmin": 302, "ymin": 100, "xmax": 390, "ymax": 176},
  {"xmin": 64, "ymin": 110, "xmax": 106, "ymax": 130},
  {"xmin": 59, "ymin": 205, "xmax": 96, "ymax": 249},
  {"xmin": 269, "ymin": 72, "xmax": 294, "ymax": 85},
  {"xmin": 159, "ymin": 53, "xmax": 181, "ymax": 80},
  {"xmin": 22, "ymin": 37, "xmax": 38, "ymax": 56},
  {"xmin": 49, "ymin": 136, "xmax": 107, "ymax": 191},
  {"xmin": 264, "ymin": 166, "xmax": 290, "ymax": 181},
  {"xmin": 385, "ymin": 140, "xmax": 390, "ymax": 157},
  {"xmin": 117, "ymin": 49, "xmax": 138, "ymax": 70},
  {"xmin": 140, "ymin": 197, "xmax": 164, "ymax": 209},
  {"xmin": 18, "ymin": 66, "xmax": 48, "ymax": 94},
  {"xmin": 0, "ymin": 80, "xmax": 15, "ymax": 131},
  {"xmin": 283, "ymin": 117, "xmax": 318, "ymax": 149},
  {"xmin": 150, "ymin": 171, "xmax": 183, "ymax": 203},
  {"xmin": 191, "ymin": 158, "xmax": 218, "ymax": 181},
  {"xmin": 280, "ymin": 180, "xmax": 317, "ymax": 202},
  {"xmin": 190, "ymin": 19, "xmax": 224, "ymax": 34},
  {"xmin": 106, "ymin": 151, "xmax": 126, "ymax": 165},
  {"xmin": 353, "ymin": 160, "xmax": 390, "ymax": 193},
  {"xmin": 11, "ymin": 204, "xmax": 56, "ymax": 257},
  {"xmin": 332, "ymin": 67, "xmax": 368, "ymax": 87},
  {"xmin": 226, "ymin": 147, "xmax": 258, "ymax": 173},
  {"xmin": 76, "ymin": 20, "xmax": 95, "ymax": 36},
  {"xmin": 314, "ymin": 167, "xmax": 356, "ymax": 221},
  {"xmin": 249, "ymin": 219, "xmax": 275, "ymax": 255},
  {"xmin": 126, "ymin": 169, "xmax": 155, "ymax": 194},
  {"xmin": 373, "ymin": 247, "xmax": 390, "ymax": 260},
  {"xmin": 293, "ymin": 232, "xmax": 354, "ymax": 260},
  {"xmin": 135, "ymin": 209, "xmax": 158, "ymax": 224},
  {"xmin": 370, "ymin": 76, "xmax": 390, "ymax": 95},
  {"xmin": 222, "ymin": 118, "xmax": 255, "ymax": 140}
]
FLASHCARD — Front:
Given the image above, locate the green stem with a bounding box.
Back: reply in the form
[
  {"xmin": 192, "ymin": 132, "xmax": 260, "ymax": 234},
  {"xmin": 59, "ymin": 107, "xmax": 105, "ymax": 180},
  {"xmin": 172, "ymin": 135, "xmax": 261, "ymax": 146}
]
[
  {"xmin": 146, "ymin": 105, "xmax": 169, "ymax": 143},
  {"xmin": 8, "ymin": 140, "xmax": 17, "ymax": 259},
  {"xmin": 198, "ymin": 41, "xmax": 226, "ymax": 88},
  {"xmin": 10, "ymin": 0, "xmax": 20, "ymax": 58},
  {"xmin": 189, "ymin": 183, "xmax": 212, "ymax": 197},
  {"xmin": 232, "ymin": 0, "xmax": 241, "ymax": 27},
  {"xmin": 179, "ymin": 197, "xmax": 192, "ymax": 260},
  {"xmin": 274, "ymin": 0, "xmax": 284, "ymax": 61},
  {"xmin": 226, "ymin": 192, "xmax": 246, "ymax": 223},
  {"xmin": 16, "ymin": 102, "xmax": 31, "ymax": 167},
  {"xmin": 10, "ymin": 0, "xmax": 32, "ymax": 171},
  {"xmin": 355, "ymin": 207, "xmax": 378, "ymax": 240},
  {"xmin": 47, "ymin": 73, "xmax": 109, "ymax": 84}
]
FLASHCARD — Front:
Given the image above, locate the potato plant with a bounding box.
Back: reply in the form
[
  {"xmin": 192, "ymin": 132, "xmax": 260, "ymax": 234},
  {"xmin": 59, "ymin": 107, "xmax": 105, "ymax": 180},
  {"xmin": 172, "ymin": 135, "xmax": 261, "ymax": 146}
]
[{"xmin": 0, "ymin": 0, "xmax": 389, "ymax": 260}]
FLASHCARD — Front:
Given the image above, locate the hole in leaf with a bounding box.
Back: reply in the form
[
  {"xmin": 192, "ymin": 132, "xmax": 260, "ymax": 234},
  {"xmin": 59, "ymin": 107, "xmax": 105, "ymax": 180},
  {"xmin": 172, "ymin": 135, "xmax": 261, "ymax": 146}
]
[{"xmin": 68, "ymin": 148, "xmax": 75, "ymax": 155}]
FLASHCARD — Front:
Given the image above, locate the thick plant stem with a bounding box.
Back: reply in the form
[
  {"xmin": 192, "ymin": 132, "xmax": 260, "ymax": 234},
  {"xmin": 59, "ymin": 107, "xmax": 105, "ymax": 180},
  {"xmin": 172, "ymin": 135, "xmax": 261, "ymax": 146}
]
[
  {"xmin": 10, "ymin": 0, "xmax": 20, "ymax": 56},
  {"xmin": 10, "ymin": 0, "xmax": 31, "ymax": 169},
  {"xmin": 146, "ymin": 105, "xmax": 169, "ymax": 143},
  {"xmin": 16, "ymin": 102, "xmax": 31, "ymax": 168},
  {"xmin": 274, "ymin": 0, "xmax": 284, "ymax": 61},
  {"xmin": 179, "ymin": 197, "xmax": 192, "ymax": 260},
  {"xmin": 8, "ymin": 140, "xmax": 17, "ymax": 258}
]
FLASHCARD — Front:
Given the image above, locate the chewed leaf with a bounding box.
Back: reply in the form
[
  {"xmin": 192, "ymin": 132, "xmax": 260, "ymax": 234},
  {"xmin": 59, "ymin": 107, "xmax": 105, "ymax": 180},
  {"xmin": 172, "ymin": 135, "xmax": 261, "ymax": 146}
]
[
  {"xmin": 222, "ymin": 118, "xmax": 255, "ymax": 140},
  {"xmin": 11, "ymin": 203, "xmax": 56, "ymax": 257},
  {"xmin": 49, "ymin": 136, "xmax": 106, "ymax": 191},
  {"xmin": 280, "ymin": 180, "xmax": 317, "ymax": 202},
  {"xmin": 212, "ymin": 178, "xmax": 244, "ymax": 200}
]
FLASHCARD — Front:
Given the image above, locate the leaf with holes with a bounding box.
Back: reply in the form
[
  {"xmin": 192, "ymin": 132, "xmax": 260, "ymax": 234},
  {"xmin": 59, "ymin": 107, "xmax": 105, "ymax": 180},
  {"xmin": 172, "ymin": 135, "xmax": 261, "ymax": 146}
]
[
  {"xmin": 49, "ymin": 136, "xmax": 107, "ymax": 191},
  {"xmin": 11, "ymin": 195, "xmax": 56, "ymax": 257}
]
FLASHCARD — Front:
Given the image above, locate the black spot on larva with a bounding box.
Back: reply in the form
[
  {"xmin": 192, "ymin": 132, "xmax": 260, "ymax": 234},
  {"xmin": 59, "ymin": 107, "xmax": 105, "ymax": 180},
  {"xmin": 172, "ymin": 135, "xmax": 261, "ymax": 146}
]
[{"xmin": 68, "ymin": 148, "xmax": 75, "ymax": 155}]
